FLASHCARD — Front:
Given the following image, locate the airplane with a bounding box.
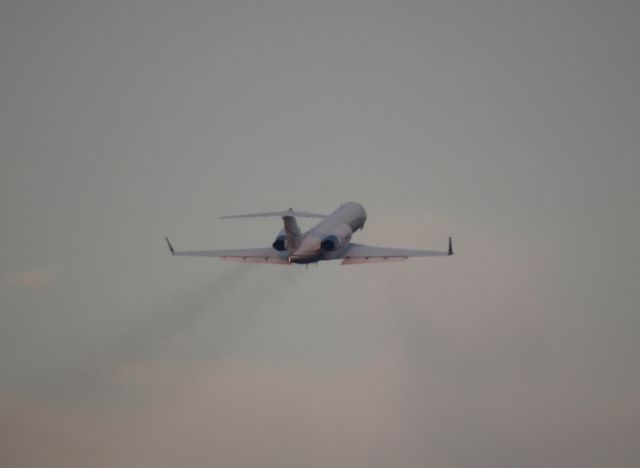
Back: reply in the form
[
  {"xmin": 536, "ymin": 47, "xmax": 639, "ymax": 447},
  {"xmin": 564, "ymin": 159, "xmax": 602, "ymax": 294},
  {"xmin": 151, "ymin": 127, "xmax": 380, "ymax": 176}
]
[{"xmin": 165, "ymin": 201, "xmax": 453, "ymax": 265}]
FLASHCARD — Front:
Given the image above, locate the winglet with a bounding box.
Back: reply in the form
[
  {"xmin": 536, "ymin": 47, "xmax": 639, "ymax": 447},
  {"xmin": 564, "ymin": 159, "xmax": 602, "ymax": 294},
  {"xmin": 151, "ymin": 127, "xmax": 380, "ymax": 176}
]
[
  {"xmin": 165, "ymin": 236, "xmax": 175, "ymax": 255},
  {"xmin": 448, "ymin": 236, "xmax": 454, "ymax": 256}
]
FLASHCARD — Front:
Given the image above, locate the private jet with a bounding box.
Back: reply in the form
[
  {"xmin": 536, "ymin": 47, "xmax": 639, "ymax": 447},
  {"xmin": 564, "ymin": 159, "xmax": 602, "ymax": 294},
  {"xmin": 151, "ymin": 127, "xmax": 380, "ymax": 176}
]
[{"xmin": 165, "ymin": 201, "xmax": 453, "ymax": 265}]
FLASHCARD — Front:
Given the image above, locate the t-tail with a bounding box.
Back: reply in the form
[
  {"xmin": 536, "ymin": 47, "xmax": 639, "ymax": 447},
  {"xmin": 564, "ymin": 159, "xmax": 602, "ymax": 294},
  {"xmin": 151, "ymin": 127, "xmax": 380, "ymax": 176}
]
[
  {"xmin": 282, "ymin": 212, "xmax": 302, "ymax": 251},
  {"xmin": 220, "ymin": 207, "xmax": 328, "ymax": 253}
]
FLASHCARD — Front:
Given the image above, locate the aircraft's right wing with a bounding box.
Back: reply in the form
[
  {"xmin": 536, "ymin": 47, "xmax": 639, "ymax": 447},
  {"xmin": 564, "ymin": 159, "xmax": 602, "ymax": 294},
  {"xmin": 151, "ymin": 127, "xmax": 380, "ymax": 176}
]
[
  {"xmin": 165, "ymin": 238, "xmax": 290, "ymax": 264},
  {"xmin": 339, "ymin": 238, "xmax": 453, "ymax": 264}
]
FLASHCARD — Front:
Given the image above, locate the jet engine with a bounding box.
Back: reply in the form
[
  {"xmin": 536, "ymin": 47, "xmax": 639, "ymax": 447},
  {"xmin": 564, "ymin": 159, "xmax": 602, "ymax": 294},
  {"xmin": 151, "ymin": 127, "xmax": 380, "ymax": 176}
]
[
  {"xmin": 320, "ymin": 224, "xmax": 352, "ymax": 251},
  {"xmin": 319, "ymin": 235, "xmax": 337, "ymax": 251},
  {"xmin": 272, "ymin": 229, "xmax": 287, "ymax": 251}
]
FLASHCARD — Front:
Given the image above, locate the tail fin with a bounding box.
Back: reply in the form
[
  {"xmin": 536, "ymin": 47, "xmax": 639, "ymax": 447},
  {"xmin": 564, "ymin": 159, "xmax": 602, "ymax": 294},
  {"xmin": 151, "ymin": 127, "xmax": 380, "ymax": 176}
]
[
  {"xmin": 283, "ymin": 215, "xmax": 301, "ymax": 251},
  {"xmin": 220, "ymin": 207, "xmax": 327, "ymax": 252}
]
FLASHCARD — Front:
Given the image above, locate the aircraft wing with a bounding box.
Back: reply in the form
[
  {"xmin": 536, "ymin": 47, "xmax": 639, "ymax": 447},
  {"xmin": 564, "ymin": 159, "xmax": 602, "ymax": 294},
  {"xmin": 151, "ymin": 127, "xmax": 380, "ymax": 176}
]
[
  {"xmin": 339, "ymin": 238, "xmax": 453, "ymax": 264},
  {"xmin": 165, "ymin": 238, "xmax": 290, "ymax": 264}
]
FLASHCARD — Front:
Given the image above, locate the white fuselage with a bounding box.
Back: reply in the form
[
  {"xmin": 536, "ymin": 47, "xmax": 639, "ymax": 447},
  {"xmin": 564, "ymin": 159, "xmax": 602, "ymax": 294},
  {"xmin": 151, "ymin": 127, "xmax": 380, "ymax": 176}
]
[{"xmin": 287, "ymin": 201, "xmax": 367, "ymax": 264}]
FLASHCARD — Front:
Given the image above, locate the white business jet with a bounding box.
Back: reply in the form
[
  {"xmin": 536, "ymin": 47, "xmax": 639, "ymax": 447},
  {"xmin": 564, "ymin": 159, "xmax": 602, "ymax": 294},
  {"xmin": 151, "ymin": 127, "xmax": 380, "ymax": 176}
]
[{"xmin": 165, "ymin": 201, "xmax": 453, "ymax": 265}]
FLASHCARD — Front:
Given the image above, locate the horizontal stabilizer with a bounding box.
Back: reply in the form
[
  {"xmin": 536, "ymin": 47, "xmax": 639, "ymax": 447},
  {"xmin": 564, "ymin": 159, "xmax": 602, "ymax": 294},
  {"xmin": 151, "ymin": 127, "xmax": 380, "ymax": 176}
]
[{"xmin": 221, "ymin": 208, "xmax": 326, "ymax": 219}]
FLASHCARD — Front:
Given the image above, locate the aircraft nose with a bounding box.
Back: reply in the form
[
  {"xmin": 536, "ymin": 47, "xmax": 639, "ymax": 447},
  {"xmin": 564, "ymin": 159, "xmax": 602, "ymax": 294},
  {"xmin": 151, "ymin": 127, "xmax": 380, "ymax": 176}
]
[
  {"xmin": 288, "ymin": 238, "xmax": 321, "ymax": 263},
  {"xmin": 287, "ymin": 254, "xmax": 319, "ymax": 265},
  {"xmin": 287, "ymin": 252, "xmax": 314, "ymax": 262}
]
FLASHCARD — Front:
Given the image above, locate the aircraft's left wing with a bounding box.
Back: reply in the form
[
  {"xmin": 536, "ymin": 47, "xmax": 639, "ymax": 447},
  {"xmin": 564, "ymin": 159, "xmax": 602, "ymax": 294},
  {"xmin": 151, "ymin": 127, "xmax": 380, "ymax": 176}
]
[
  {"xmin": 339, "ymin": 238, "xmax": 453, "ymax": 264},
  {"xmin": 165, "ymin": 238, "xmax": 290, "ymax": 264}
]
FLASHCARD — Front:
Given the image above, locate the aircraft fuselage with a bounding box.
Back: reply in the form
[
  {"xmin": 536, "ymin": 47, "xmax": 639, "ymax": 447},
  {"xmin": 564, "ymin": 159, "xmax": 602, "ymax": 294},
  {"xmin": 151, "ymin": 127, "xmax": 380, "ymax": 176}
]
[{"xmin": 286, "ymin": 201, "xmax": 367, "ymax": 264}]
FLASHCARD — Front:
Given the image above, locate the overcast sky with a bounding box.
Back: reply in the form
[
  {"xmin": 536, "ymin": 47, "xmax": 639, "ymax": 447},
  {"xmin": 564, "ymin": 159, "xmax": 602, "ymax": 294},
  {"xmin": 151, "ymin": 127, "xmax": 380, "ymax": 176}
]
[{"xmin": 1, "ymin": 1, "xmax": 639, "ymax": 467}]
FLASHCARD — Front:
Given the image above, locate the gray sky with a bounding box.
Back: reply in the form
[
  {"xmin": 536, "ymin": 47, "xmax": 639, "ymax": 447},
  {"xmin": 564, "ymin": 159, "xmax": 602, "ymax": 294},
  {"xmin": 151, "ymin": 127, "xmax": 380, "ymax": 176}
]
[{"xmin": 1, "ymin": 1, "xmax": 639, "ymax": 467}]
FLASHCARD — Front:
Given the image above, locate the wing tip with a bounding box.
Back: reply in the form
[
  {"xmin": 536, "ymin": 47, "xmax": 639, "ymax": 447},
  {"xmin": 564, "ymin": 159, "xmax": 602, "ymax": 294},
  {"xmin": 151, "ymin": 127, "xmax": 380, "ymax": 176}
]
[
  {"xmin": 448, "ymin": 236, "xmax": 454, "ymax": 256},
  {"xmin": 165, "ymin": 236, "xmax": 175, "ymax": 255}
]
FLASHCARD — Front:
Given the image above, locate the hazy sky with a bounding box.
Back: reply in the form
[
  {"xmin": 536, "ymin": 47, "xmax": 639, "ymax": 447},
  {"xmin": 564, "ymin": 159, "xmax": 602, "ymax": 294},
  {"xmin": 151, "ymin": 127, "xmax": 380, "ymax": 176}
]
[{"xmin": 1, "ymin": 1, "xmax": 639, "ymax": 467}]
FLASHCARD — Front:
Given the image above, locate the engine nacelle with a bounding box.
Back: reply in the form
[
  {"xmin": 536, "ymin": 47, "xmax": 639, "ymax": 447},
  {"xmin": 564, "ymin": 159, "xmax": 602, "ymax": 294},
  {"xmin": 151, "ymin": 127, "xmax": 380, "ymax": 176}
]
[
  {"xmin": 272, "ymin": 235, "xmax": 287, "ymax": 251},
  {"xmin": 320, "ymin": 235, "xmax": 339, "ymax": 251},
  {"xmin": 320, "ymin": 223, "xmax": 352, "ymax": 252}
]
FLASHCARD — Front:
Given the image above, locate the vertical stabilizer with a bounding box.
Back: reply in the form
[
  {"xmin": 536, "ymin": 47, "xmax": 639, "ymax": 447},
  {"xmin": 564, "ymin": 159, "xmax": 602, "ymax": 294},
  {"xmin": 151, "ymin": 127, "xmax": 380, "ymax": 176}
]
[{"xmin": 283, "ymin": 211, "xmax": 301, "ymax": 251}]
